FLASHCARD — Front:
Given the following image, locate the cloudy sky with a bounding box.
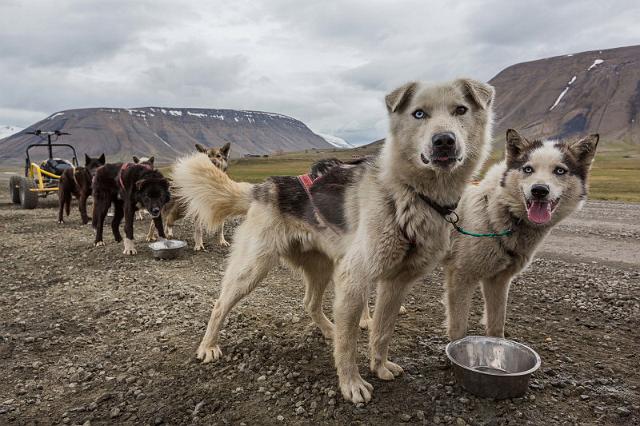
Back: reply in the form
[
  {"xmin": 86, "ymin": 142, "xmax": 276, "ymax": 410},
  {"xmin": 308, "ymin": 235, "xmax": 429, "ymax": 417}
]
[{"xmin": 1, "ymin": 0, "xmax": 639, "ymax": 144}]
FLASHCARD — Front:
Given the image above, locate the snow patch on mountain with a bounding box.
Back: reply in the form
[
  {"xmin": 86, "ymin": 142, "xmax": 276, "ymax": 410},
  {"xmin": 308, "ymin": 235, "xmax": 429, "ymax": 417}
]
[
  {"xmin": 0, "ymin": 125, "xmax": 24, "ymax": 140},
  {"xmin": 316, "ymin": 133, "xmax": 353, "ymax": 149}
]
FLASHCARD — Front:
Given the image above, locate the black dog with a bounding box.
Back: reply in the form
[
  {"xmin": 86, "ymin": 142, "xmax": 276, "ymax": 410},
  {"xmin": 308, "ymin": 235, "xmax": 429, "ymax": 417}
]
[
  {"xmin": 92, "ymin": 161, "xmax": 170, "ymax": 255},
  {"xmin": 57, "ymin": 154, "xmax": 105, "ymax": 224}
]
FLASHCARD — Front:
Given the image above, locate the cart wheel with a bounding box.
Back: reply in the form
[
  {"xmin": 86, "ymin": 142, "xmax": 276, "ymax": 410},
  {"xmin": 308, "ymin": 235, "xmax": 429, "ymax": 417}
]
[
  {"xmin": 9, "ymin": 176, "xmax": 21, "ymax": 204},
  {"xmin": 19, "ymin": 177, "xmax": 39, "ymax": 209}
]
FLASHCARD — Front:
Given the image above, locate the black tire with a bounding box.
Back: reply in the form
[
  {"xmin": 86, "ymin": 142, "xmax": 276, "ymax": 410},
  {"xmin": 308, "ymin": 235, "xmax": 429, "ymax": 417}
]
[
  {"xmin": 9, "ymin": 176, "xmax": 21, "ymax": 204},
  {"xmin": 19, "ymin": 177, "xmax": 39, "ymax": 209}
]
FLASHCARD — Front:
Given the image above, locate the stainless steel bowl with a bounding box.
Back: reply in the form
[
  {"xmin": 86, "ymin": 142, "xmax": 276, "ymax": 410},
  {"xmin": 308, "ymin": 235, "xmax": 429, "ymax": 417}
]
[
  {"xmin": 445, "ymin": 336, "xmax": 541, "ymax": 399},
  {"xmin": 148, "ymin": 239, "xmax": 187, "ymax": 260}
]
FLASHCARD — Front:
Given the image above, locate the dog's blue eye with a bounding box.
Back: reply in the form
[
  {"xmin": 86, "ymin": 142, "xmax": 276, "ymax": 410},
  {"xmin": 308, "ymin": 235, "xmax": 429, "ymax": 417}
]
[
  {"xmin": 554, "ymin": 167, "xmax": 567, "ymax": 175},
  {"xmin": 412, "ymin": 109, "xmax": 426, "ymax": 119},
  {"xmin": 523, "ymin": 166, "xmax": 534, "ymax": 174}
]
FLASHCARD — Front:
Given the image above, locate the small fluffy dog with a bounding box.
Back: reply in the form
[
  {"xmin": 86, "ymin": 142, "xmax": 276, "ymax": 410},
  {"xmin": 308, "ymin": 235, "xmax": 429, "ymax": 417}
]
[
  {"xmin": 57, "ymin": 153, "xmax": 105, "ymax": 224},
  {"xmin": 173, "ymin": 78, "xmax": 495, "ymax": 404},
  {"xmin": 146, "ymin": 142, "xmax": 231, "ymax": 250},
  {"xmin": 92, "ymin": 161, "xmax": 170, "ymax": 255},
  {"xmin": 443, "ymin": 129, "xmax": 598, "ymax": 340}
]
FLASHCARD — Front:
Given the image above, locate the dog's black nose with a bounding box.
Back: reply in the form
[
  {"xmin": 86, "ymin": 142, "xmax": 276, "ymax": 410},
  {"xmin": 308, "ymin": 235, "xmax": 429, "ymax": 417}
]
[
  {"xmin": 531, "ymin": 184, "xmax": 550, "ymax": 199},
  {"xmin": 150, "ymin": 207, "xmax": 160, "ymax": 216},
  {"xmin": 432, "ymin": 132, "xmax": 456, "ymax": 148}
]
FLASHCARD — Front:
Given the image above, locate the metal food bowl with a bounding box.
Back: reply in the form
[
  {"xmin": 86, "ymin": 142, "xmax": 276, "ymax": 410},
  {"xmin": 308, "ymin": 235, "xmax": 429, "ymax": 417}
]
[
  {"xmin": 148, "ymin": 239, "xmax": 187, "ymax": 260},
  {"xmin": 446, "ymin": 336, "xmax": 541, "ymax": 399}
]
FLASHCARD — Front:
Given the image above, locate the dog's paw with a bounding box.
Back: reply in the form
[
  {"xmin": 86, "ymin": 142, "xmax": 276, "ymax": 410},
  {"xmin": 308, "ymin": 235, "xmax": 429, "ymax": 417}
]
[
  {"xmin": 218, "ymin": 239, "xmax": 230, "ymax": 247},
  {"xmin": 146, "ymin": 235, "xmax": 156, "ymax": 242},
  {"xmin": 57, "ymin": 220, "xmax": 64, "ymax": 224},
  {"xmin": 123, "ymin": 238, "xmax": 137, "ymax": 255},
  {"xmin": 339, "ymin": 373, "xmax": 373, "ymax": 404},
  {"xmin": 358, "ymin": 318, "xmax": 372, "ymax": 330},
  {"xmin": 372, "ymin": 360, "xmax": 404, "ymax": 381},
  {"xmin": 193, "ymin": 243, "xmax": 205, "ymax": 252},
  {"xmin": 398, "ymin": 305, "xmax": 407, "ymax": 315},
  {"xmin": 196, "ymin": 344, "xmax": 222, "ymax": 363},
  {"xmin": 94, "ymin": 241, "xmax": 105, "ymax": 247}
]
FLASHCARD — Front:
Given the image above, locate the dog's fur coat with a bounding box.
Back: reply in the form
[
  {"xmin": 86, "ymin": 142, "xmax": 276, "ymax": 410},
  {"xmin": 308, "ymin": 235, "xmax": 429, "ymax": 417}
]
[
  {"xmin": 146, "ymin": 143, "xmax": 231, "ymax": 249},
  {"xmin": 57, "ymin": 154, "xmax": 105, "ymax": 224},
  {"xmin": 443, "ymin": 129, "xmax": 599, "ymax": 340},
  {"xmin": 173, "ymin": 79, "xmax": 495, "ymax": 403},
  {"xmin": 92, "ymin": 161, "xmax": 170, "ymax": 254}
]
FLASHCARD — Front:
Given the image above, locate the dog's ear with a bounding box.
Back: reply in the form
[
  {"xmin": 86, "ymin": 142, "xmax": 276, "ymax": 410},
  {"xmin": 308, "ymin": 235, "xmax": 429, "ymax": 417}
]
[
  {"xmin": 568, "ymin": 134, "xmax": 599, "ymax": 166},
  {"xmin": 98, "ymin": 153, "xmax": 106, "ymax": 165},
  {"xmin": 84, "ymin": 153, "xmax": 91, "ymax": 166},
  {"xmin": 195, "ymin": 143, "xmax": 207, "ymax": 153},
  {"xmin": 505, "ymin": 129, "xmax": 531, "ymax": 165},
  {"xmin": 457, "ymin": 78, "xmax": 494, "ymax": 110},
  {"xmin": 132, "ymin": 156, "xmax": 140, "ymax": 164},
  {"xmin": 147, "ymin": 156, "xmax": 155, "ymax": 166},
  {"xmin": 385, "ymin": 81, "xmax": 419, "ymax": 113},
  {"xmin": 220, "ymin": 142, "xmax": 231, "ymax": 158}
]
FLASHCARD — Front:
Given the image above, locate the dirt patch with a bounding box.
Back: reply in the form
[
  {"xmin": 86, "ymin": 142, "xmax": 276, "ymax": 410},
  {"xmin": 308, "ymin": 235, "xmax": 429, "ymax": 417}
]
[{"xmin": 0, "ymin": 184, "xmax": 638, "ymax": 425}]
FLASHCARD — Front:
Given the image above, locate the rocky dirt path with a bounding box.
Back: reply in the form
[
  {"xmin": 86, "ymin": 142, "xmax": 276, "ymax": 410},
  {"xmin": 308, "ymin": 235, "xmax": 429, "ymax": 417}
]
[{"xmin": 0, "ymin": 187, "xmax": 638, "ymax": 425}]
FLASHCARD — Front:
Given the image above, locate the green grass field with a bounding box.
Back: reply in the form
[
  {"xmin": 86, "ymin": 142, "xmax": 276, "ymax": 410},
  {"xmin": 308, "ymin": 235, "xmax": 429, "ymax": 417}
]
[{"xmin": 225, "ymin": 142, "xmax": 640, "ymax": 202}]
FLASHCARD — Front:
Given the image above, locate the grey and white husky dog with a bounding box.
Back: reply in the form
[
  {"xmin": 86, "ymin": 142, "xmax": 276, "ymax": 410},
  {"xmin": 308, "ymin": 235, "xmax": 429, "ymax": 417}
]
[
  {"xmin": 444, "ymin": 129, "xmax": 598, "ymax": 340},
  {"xmin": 173, "ymin": 78, "xmax": 495, "ymax": 404}
]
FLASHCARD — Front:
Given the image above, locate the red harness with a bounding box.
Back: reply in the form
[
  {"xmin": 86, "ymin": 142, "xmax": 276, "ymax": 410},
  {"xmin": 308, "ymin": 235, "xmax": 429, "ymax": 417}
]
[
  {"xmin": 118, "ymin": 162, "xmax": 152, "ymax": 189},
  {"xmin": 296, "ymin": 174, "xmax": 342, "ymax": 235}
]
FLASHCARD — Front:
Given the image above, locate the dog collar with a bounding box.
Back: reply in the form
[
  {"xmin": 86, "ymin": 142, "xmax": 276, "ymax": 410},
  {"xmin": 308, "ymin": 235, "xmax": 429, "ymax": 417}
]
[{"xmin": 416, "ymin": 192, "xmax": 458, "ymax": 219}]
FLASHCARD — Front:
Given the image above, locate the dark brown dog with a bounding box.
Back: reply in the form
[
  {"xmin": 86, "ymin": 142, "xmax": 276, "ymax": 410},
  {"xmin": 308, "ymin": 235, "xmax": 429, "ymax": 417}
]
[
  {"xmin": 92, "ymin": 162, "xmax": 170, "ymax": 255},
  {"xmin": 57, "ymin": 153, "xmax": 105, "ymax": 224}
]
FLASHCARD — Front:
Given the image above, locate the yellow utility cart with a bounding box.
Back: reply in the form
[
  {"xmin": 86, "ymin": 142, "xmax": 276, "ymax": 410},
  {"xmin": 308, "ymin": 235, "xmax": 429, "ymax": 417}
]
[{"xmin": 8, "ymin": 130, "xmax": 77, "ymax": 209}]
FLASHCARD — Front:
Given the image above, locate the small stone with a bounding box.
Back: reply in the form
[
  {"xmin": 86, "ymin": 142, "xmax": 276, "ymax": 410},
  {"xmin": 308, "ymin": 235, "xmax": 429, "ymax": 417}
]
[
  {"xmin": 399, "ymin": 413, "xmax": 412, "ymax": 421},
  {"xmin": 416, "ymin": 410, "xmax": 425, "ymax": 420},
  {"xmin": 276, "ymin": 415, "xmax": 284, "ymax": 421},
  {"xmin": 616, "ymin": 407, "xmax": 631, "ymax": 417},
  {"xmin": 456, "ymin": 418, "xmax": 467, "ymax": 426},
  {"xmin": 295, "ymin": 406, "xmax": 305, "ymax": 416},
  {"xmin": 110, "ymin": 407, "xmax": 121, "ymax": 418},
  {"xmin": 257, "ymin": 375, "xmax": 266, "ymax": 382},
  {"xmin": 580, "ymin": 394, "xmax": 590, "ymax": 400},
  {"xmin": 327, "ymin": 389, "xmax": 336, "ymax": 398}
]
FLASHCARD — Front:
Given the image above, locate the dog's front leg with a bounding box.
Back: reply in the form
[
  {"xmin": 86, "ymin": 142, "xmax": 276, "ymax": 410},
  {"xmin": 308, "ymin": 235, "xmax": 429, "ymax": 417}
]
[
  {"xmin": 481, "ymin": 272, "xmax": 513, "ymax": 338},
  {"xmin": 217, "ymin": 220, "xmax": 229, "ymax": 247},
  {"xmin": 146, "ymin": 220, "xmax": 156, "ymax": 242},
  {"xmin": 445, "ymin": 268, "xmax": 478, "ymax": 341},
  {"xmin": 93, "ymin": 198, "xmax": 109, "ymax": 246},
  {"xmin": 153, "ymin": 214, "xmax": 166, "ymax": 240},
  {"xmin": 333, "ymin": 261, "xmax": 373, "ymax": 404},
  {"xmin": 122, "ymin": 201, "xmax": 137, "ymax": 255},
  {"xmin": 368, "ymin": 278, "xmax": 412, "ymax": 381},
  {"xmin": 193, "ymin": 224, "xmax": 205, "ymax": 251}
]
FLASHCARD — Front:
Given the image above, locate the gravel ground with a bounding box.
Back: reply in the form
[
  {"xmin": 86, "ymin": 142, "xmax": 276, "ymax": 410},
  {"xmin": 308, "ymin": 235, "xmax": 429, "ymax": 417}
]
[{"xmin": 0, "ymin": 184, "xmax": 638, "ymax": 425}]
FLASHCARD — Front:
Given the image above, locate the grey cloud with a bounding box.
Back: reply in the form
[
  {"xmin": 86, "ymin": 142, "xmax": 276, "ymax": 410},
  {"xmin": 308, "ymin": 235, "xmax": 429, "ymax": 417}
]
[{"xmin": 1, "ymin": 0, "xmax": 640, "ymax": 145}]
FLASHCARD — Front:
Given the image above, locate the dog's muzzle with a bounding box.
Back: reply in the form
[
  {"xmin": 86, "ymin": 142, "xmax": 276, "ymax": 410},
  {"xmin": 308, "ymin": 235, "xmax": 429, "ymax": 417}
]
[
  {"xmin": 427, "ymin": 132, "xmax": 459, "ymax": 167},
  {"xmin": 149, "ymin": 207, "xmax": 161, "ymax": 218}
]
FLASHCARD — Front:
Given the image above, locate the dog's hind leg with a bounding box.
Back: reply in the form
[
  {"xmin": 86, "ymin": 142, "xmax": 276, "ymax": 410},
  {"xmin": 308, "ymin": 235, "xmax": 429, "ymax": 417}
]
[
  {"xmin": 196, "ymin": 217, "xmax": 278, "ymax": 363},
  {"xmin": 284, "ymin": 250, "xmax": 334, "ymax": 339},
  {"xmin": 444, "ymin": 268, "xmax": 478, "ymax": 341},
  {"xmin": 57, "ymin": 189, "xmax": 69, "ymax": 224},
  {"xmin": 78, "ymin": 192, "xmax": 89, "ymax": 225},
  {"xmin": 368, "ymin": 277, "xmax": 412, "ymax": 381},
  {"xmin": 480, "ymin": 272, "xmax": 512, "ymax": 338}
]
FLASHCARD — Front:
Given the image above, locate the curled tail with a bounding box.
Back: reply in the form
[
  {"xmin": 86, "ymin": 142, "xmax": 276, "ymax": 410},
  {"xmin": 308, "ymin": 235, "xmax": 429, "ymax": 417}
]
[{"xmin": 172, "ymin": 153, "xmax": 254, "ymax": 232}]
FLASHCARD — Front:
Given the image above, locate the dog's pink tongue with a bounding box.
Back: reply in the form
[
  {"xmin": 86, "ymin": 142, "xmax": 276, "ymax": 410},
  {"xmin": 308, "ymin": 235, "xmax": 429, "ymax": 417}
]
[{"xmin": 527, "ymin": 201, "xmax": 551, "ymax": 224}]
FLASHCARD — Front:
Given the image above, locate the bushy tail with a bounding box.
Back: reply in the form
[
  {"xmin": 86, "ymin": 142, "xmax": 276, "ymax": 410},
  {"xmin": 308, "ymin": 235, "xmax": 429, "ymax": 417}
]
[{"xmin": 172, "ymin": 153, "xmax": 254, "ymax": 232}]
